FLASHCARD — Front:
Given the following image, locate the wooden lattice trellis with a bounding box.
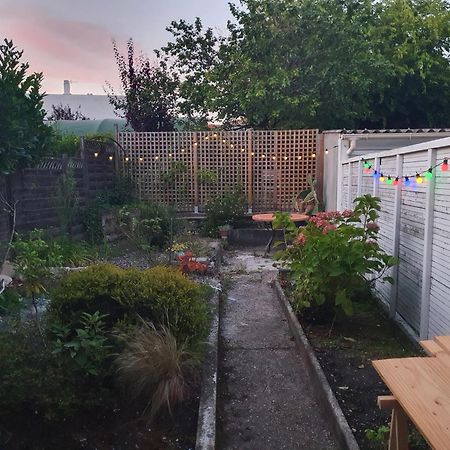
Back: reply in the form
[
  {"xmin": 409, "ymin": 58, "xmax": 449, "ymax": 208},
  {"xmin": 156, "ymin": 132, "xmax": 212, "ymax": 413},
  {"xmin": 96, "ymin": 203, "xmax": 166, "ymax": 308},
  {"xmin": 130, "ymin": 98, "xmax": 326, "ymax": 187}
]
[{"xmin": 118, "ymin": 130, "xmax": 318, "ymax": 212}]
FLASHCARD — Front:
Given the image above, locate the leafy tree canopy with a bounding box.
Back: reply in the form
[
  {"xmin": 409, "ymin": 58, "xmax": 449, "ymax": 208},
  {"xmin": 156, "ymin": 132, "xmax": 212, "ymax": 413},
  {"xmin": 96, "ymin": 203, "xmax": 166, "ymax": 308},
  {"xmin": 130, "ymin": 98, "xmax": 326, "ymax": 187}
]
[
  {"xmin": 107, "ymin": 39, "xmax": 178, "ymax": 132},
  {"xmin": 48, "ymin": 104, "xmax": 89, "ymax": 121},
  {"xmin": 0, "ymin": 39, "xmax": 52, "ymax": 174},
  {"xmin": 158, "ymin": 0, "xmax": 450, "ymax": 129}
]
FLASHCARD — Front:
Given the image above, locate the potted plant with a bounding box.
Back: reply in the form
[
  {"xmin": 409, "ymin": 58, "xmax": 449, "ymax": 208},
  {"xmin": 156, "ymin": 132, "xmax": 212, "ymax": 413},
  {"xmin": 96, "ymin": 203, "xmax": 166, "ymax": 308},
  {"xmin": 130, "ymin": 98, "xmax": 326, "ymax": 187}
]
[{"xmin": 218, "ymin": 224, "xmax": 232, "ymax": 240}]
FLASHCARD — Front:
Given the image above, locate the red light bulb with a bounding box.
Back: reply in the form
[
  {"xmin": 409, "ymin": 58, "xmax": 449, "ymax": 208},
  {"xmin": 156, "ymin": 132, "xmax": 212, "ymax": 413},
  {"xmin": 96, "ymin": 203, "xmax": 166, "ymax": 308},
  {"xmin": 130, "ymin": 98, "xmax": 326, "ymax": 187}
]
[
  {"xmin": 442, "ymin": 159, "xmax": 449, "ymax": 172},
  {"xmin": 393, "ymin": 177, "xmax": 399, "ymax": 186}
]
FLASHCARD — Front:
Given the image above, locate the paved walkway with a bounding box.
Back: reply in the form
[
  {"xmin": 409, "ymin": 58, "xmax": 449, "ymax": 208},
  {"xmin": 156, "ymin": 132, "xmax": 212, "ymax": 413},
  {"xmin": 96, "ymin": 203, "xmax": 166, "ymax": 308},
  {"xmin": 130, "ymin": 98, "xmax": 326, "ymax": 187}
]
[{"xmin": 217, "ymin": 250, "xmax": 339, "ymax": 450}]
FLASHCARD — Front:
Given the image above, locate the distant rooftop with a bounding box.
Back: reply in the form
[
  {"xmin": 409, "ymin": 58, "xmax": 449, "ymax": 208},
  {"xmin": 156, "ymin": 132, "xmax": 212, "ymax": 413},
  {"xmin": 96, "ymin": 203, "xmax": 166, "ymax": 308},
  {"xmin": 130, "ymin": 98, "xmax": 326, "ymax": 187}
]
[{"xmin": 324, "ymin": 128, "xmax": 450, "ymax": 134}]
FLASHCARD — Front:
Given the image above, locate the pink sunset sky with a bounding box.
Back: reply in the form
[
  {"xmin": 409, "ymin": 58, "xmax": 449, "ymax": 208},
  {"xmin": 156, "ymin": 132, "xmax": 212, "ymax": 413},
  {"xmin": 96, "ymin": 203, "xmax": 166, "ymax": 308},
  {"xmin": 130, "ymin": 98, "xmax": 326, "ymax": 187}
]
[{"xmin": 0, "ymin": 0, "xmax": 231, "ymax": 94}]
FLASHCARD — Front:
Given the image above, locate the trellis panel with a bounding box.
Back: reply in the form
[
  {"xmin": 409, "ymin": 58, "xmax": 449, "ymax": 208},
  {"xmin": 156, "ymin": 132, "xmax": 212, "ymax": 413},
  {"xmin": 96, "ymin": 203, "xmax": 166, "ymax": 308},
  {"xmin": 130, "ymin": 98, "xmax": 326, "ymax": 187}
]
[{"xmin": 118, "ymin": 129, "xmax": 318, "ymax": 212}]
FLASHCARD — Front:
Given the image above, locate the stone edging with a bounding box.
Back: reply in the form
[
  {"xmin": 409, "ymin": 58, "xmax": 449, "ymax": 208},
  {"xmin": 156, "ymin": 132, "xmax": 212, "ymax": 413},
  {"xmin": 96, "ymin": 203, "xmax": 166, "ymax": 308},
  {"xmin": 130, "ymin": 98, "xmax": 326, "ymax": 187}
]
[
  {"xmin": 273, "ymin": 280, "xmax": 360, "ymax": 450},
  {"xmin": 195, "ymin": 242, "xmax": 222, "ymax": 450}
]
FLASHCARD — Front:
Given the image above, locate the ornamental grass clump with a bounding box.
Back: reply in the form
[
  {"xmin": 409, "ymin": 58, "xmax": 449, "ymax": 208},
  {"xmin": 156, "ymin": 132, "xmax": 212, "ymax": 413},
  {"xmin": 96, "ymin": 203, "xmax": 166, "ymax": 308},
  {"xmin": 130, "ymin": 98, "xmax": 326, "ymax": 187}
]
[
  {"xmin": 115, "ymin": 321, "xmax": 200, "ymax": 420},
  {"xmin": 276, "ymin": 195, "xmax": 397, "ymax": 318}
]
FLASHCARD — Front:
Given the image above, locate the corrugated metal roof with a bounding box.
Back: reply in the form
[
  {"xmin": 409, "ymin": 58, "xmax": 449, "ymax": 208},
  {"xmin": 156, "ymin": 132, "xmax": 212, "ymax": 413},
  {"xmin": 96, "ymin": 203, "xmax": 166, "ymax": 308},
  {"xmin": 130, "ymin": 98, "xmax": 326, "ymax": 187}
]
[{"xmin": 324, "ymin": 128, "xmax": 450, "ymax": 134}]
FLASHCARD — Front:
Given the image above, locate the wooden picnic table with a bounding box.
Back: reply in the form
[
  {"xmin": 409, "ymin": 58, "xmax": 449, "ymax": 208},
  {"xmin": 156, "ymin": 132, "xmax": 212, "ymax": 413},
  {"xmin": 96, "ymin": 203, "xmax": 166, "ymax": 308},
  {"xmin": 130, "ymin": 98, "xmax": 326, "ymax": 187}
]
[
  {"xmin": 372, "ymin": 335, "xmax": 450, "ymax": 450},
  {"xmin": 252, "ymin": 213, "xmax": 309, "ymax": 256}
]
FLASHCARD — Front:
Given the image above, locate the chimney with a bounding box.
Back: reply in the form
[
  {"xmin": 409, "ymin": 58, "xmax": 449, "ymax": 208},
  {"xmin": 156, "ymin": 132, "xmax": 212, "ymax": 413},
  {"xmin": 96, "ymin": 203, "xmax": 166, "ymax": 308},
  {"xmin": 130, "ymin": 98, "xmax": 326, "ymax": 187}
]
[{"xmin": 63, "ymin": 80, "xmax": 71, "ymax": 95}]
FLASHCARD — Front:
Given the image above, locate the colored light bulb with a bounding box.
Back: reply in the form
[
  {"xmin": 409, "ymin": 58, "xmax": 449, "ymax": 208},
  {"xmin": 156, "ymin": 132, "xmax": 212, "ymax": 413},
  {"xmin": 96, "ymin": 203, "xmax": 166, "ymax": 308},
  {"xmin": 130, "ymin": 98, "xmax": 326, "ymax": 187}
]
[
  {"xmin": 380, "ymin": 173, "xmax": 385, "ymax": 182},
  {"xmin": 363, "ymin": 160, "xmax": 371, "ymax": 169},
  {"xmin": 416, "ymin": 173, "xmax": 423, "ymax": 184},
  {"xmin": 425, "ymin": 168, "xmax": 433, "ymax": 180},
  {"xmin": 442, "ymin": 159, "xmax": 449, "ymax": 172},
  {"xmin": 364, "ymin": 165, "xmax": 372, "ymax": 174},
  {"xmin": 405, "ymin": 176, "xmax": 410, "ymax": 187},
  {"xmin": 386, "ymin": 176, "xmax": 393, "ymax": 185},
  {"xmin": 373, "ymin": 170, "xmax": 379, "ymax": 179},
  {"xmin": 393, "ymin": 177, "xmax": 400, "ymax": 186}
]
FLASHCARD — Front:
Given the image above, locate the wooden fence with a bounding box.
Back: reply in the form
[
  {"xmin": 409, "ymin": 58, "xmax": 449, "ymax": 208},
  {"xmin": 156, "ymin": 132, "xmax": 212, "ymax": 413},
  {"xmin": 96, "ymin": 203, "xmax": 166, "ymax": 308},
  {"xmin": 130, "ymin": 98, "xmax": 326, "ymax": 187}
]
[
  {"xmin": 117, "ymin": 130, "xmax": 319, "ymax": 212},
  {"xmin": 339, "ymin": 137, "xmax": 450, "ymax": 340}
]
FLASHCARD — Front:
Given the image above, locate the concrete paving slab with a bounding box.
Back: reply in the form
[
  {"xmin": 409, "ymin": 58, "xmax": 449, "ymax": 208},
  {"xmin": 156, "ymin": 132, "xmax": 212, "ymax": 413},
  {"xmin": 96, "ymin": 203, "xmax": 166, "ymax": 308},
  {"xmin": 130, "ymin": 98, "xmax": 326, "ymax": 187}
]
[{"xmin": 217, "ymin": 253, "xmax": 340, "ymax": 450}]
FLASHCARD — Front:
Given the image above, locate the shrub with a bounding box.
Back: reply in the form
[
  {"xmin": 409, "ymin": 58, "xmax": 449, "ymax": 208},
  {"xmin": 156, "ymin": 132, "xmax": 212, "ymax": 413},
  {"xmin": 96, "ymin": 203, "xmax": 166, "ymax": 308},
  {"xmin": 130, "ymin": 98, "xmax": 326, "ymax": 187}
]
[
  {"xmin": 49, "ymin": 264, "xmax": 210, "ymax": 342},
  {"xmin": 115, "ymin": 321, "xmax": 200, "ymax": 419},
  {"xmin": 277, "ymin": 195, "xmax": 397, "ymax": 318},
  {"xmin": 118, "ymin": 202, "xmax": 176, "ymax": 250},
  {"xmin": 203, "ymin": 187, "xmax": 246, "ymax": 235}
]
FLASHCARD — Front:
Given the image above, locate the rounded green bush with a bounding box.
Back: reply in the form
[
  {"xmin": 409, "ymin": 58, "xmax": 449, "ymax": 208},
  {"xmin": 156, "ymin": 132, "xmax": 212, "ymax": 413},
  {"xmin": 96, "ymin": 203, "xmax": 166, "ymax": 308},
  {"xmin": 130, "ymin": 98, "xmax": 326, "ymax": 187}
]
[{"xmin": 49, "ymin": 264, "xmax": 210, "ymax": 342}]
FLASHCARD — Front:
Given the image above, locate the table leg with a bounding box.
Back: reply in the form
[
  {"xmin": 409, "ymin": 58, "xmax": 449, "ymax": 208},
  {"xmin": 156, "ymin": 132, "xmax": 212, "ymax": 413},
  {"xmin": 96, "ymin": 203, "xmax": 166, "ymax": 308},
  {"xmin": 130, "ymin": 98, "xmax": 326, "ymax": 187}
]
[
  {"xmin": 264, "ymin": 226, "xmax": 275, "ymax": 257},
  {"xmin": 389, "ymin": 407, "xmax": 409, "ymax": 450}
]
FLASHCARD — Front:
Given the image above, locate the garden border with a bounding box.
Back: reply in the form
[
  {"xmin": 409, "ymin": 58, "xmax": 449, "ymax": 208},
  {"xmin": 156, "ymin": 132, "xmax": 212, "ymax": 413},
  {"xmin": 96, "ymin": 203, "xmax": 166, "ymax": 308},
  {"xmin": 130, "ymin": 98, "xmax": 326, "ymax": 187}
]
[
  {"xmin": 273, "ymin": 280, "xmax": 360, "ymax": 450},
  {"xmin": 195, "ymin": 289, "xmax": 219, "ymax": 450}
]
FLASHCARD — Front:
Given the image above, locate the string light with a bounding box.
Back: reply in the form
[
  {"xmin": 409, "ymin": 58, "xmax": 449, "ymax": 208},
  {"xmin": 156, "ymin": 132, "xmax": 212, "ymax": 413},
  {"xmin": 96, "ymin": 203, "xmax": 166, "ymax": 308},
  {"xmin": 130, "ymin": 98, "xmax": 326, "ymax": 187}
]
[
  {"xmin": 108, "ymin": 155, "xmax": 113, "ymax": 161},
  {"xmin": 425, "ymin": 168, "xmax": 433, "ymax": 180},
  {"xmin": 373, "ymin": 170, "xmax": 380, "ymax": 179},
  {"xmin": 416, "ymin": 173, "xmax": 423, "ymax": 184},
  {"xmin": 393, "ymin": 177, "xmax": 400, "ymax": 186},
  {"xmin": 364, "ymin": 164, "xmax": 372, "ymax": 174},
  {"xmin": 405, "ymin": 176, "xmax": 411, "ymax": 187},
  {"xmin": 386, "ymin": 176, "xmax": 393, "ymax": 185},
  {"xmin": 442, "ymin": 159, "xmax": 448, "ymax": 171},
  {"xmin": 380, "ymin": 173, "xmax": 385, "ymax": 182},
  {"xmin": 125, "ymin": 157, "xmax": 129, "ymax": 162},
  {"xmin": 93, "ymin": 152, "xmax": 99, "ymax": 158}
]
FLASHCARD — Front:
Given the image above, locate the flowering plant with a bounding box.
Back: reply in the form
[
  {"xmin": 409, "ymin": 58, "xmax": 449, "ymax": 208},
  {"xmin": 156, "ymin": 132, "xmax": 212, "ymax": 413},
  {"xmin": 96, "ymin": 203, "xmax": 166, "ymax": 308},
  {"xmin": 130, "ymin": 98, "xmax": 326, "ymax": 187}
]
[
  {"xmin": 277, "ymin": 195, "xmax": 396, "ymax": 317},
  {"xmin": 177, "ymin": 252, "xmax": 208, "ymax": 274},
  {"xmin": 170, "ymin": 242, "xmax": 188, "ymax": 253}
]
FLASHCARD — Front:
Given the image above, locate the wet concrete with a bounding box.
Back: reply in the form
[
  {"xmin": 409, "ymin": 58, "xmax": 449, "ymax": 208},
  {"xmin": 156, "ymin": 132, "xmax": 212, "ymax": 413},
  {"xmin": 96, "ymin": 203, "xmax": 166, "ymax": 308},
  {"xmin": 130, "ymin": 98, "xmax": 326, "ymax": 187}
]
[{"xmin": 217, "ymin": 250, "xmax": 340, "ymax": 450}]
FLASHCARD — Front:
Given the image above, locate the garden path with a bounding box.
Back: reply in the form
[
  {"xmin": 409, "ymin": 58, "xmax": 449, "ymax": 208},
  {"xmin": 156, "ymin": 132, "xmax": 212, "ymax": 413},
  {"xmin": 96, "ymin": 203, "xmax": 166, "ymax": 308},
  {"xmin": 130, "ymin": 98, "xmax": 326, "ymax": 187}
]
[{"xmin": 217, "ymin": 249, "xmax": 339, "ymax": 450}]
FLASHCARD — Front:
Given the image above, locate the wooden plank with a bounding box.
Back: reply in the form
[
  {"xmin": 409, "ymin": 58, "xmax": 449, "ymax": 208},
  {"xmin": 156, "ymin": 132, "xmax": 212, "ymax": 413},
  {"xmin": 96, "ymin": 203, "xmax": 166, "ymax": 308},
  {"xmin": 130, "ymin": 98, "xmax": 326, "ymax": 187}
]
[
  {"xmin": 373, "ymin": 357, "xmax": 450, "ymax": 449},
  {"xmin": 434, "ymin": 336, "xmax": 450, "ymax": 354},
  {"xmin": 378, "ymin": 395, "xmax": 399, "ymax": 410},
  {"xmin": 419, "ymin": 339, "xmax": 445, "ymax": 356},
  {"xmin": 389, "ymin": 407, "xmax": 409, "ymax": 450}
]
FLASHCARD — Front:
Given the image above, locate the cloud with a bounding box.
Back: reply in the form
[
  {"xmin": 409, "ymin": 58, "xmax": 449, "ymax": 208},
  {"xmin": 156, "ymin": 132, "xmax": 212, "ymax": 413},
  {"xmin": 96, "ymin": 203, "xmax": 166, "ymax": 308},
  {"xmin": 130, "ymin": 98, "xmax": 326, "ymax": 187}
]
[{"xmin": 1, "ymin": 3, "xmax": 122, "ymax": 93}]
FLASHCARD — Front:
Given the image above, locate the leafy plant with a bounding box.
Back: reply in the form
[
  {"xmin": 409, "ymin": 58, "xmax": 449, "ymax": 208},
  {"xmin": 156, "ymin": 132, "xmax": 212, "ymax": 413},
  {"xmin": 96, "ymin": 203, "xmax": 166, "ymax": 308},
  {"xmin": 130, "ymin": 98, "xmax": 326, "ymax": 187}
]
[
  {"xmin": 177, "ymin": 251, "xmax": 208, "ymax": 274},
  {"xmin": 198, "ymin": 168, "xmax": 218, "ymax": 184},
  {"xmin": 0, "ymin": 39, "xmax": 52, "ymax": 174},
  {"xmin": 365, "ymin": 425, "xmax": 390, "ymax": 449},
  {"xmin": 161, "ymin": 160, "xmax": 188, "ymax": 187},
  {"xmin": 277, "ymin": 195, "xmax": 397, "ymax": 318},
  {"xmin": 115, "ymin": 321, "xmax": 200, "ymax": 420},
  {"xmin": 118, "ymin": 202, "xmax": 175, "ymax": 249},
  {"xmin": 51, "ymin": 311, "xmax": 111, "ymax": 376},
  {"xmin": 203, "ymin": 187, "xmax": 246, "ymax": 235},
  {"xmin": 0, "ymin": 287, "xmax": 22, "ymax": 316}
]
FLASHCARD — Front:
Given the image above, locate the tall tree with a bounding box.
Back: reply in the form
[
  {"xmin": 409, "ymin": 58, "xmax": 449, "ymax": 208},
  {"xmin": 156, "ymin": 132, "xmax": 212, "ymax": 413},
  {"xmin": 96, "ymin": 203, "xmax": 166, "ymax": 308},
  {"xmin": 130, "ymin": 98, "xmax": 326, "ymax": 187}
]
[
  {"xmin": 107, "ymin": 39, "xmax": 178, "ymax": 132},
  {"xmin": 0, "ymin": 39, "xmax": 52, "ymax": 174}
]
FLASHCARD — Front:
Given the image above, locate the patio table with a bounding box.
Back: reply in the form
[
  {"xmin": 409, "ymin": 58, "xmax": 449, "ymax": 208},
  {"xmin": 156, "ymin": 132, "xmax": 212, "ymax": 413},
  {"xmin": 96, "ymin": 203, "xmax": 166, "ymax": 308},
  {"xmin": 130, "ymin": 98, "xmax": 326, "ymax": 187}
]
[
  {"xmin": 372, "ymin": 335, "xmax": 450, "ymax": 450},
  {"xmin": 251, "ymin": 213, "xmax": 309, "ymax": 256}
]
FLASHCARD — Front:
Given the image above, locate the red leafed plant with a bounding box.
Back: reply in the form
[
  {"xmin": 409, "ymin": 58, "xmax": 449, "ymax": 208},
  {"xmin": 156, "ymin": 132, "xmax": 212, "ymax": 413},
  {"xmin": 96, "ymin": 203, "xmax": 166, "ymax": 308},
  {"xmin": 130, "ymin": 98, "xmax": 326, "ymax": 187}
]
[{"xmin": 177, "ymin": 252, "xmax": 208, "ymax": 274}]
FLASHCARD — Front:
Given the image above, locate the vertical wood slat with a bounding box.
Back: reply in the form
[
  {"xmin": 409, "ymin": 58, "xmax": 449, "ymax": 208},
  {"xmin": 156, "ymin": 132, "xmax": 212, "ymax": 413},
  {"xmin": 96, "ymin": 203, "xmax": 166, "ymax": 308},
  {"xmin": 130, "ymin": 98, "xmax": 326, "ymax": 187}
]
[
  {"xmin": 389, "ymin": 154, "xmax": 404, "ymax": 319},
  {"xmin": 247, "ymin": 129, "xmax": 253, "ymax": 213},
  {"xmin": 193, "ymin": 132, "xmax": 199, "ymax": 213},
  {"xmin": 420, "ymin": 148, "xmax": 437, "ymax": 339}
]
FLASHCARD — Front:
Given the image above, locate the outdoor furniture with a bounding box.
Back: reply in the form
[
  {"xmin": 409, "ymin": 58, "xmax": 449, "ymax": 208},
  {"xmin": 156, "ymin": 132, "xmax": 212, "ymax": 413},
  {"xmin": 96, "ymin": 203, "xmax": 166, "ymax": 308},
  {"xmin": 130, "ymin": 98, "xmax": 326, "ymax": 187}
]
[
  {"xmin": 373, "ymin": 335, "xmax": 450, "ymax": 450},
  {"xmin": 252, "ymin": 213, "xmax": 309, "ymax": 256}
]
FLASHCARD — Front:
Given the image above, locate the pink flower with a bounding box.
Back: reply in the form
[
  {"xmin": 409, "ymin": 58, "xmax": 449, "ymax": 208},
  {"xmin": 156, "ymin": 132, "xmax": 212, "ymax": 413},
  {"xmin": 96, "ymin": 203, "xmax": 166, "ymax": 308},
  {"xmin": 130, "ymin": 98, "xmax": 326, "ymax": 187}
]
[
  {"xmin": 295, "ymin": 233, "xmax": 308, "ymax": 246},
  {"xmin": 367, "ymin": 223, "xmax": 380, "ymax": 231},
  {"xmin": 341, "ymin": 209, "xmax": 353, "ymax": 218}
]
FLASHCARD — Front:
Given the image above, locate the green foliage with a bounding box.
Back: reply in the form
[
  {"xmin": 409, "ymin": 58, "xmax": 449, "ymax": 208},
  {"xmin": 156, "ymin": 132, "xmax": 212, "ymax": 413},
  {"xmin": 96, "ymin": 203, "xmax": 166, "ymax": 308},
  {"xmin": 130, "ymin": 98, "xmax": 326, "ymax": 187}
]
[
  {"xmin": 0, "ymin": 324, "xmax": 106, "ymax": 422},
  {"xmin": 13, "ymin": 230, "xmax": 63, "ymax": 298},
  {"xmin": 118, "ymin": 202, "xmax": 176, "ymax": 250},
  {"xmin": 365, "ymin": 425, "xmax": 390, "ymax": 449},
  {"xmin": 204, "ymin": 188, "xmax": 246, "ymax": 235},
  {"xmin": 56, "ymin": 167, "xmax": 79, "ymax": 233},
  {"xmin": 0, "ymin": 288, "xmax": 22, "ymax": 316},
  {"xmin": 277, "ymin": 195, "xmax": 397, "ymax": 317},
  {"xmin": 46, "ymin": 131, "xmax": 80, "ymax": 157},
  {"xmin": 158, "ymin": 0, "xmax": 450, "ymax": 129},
  {"xmin": 51, "ymin": 311, "xmax": 112, "ymax": 376},
  {"xmin": 49, "ymin": 264, "xmax": 210, "ymax": 342},
  {"xmin": 198, "ymin": 168, "xmax": 218, "ymax": 184},
  {"xmin": 0, "ymin": 39, "xmax": 52, "ymax": 173},
  {"xmin": 107, "ymin": 39, "xmax": 177, "ymax": 131}
]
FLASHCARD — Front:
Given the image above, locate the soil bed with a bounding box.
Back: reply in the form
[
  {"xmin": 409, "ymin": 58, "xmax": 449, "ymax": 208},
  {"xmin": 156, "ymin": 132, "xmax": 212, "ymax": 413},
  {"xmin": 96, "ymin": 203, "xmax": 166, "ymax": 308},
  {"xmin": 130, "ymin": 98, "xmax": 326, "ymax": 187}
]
[
  {"xmin": 0, "ymin": 380, "xmax": 200, "ymax": 450},
  {"xmin": 295, "ymin": 298, "xmax": 429, "ymax": 449}
]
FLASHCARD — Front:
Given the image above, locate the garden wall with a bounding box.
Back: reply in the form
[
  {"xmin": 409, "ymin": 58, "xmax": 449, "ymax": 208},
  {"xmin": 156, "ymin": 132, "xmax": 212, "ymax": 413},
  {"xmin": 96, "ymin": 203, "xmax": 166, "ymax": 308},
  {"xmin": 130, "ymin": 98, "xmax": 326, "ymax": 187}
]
[
  {"xmin": 0, "ymin": 139, "xmax": 116, "ymax": 245},
  {"xmin": 118, "ymin": 129, "xmax": 320, "ymax": 212},
  {"xmin": 338, "ymin": 137, "xmax": 450, "ymax": 340}
]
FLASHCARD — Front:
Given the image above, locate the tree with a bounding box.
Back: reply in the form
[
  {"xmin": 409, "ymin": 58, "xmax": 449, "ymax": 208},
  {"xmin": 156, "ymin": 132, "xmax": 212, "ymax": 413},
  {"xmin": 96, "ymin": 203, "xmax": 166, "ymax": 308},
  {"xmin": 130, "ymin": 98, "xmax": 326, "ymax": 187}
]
[
  {"xmin": 0, "ymin": 39, "xmax": 52, "ymax": 174},
  {"xmin": 48, "ymin": 104, "xmax": 89, "ymax": 120},
  {"xmin": 107, "ymin": 39, "xmax": 178, "ymax": 132},
  {"xmin": 159, "ymin": 0, "xmax": 450, "ymax": 129}
]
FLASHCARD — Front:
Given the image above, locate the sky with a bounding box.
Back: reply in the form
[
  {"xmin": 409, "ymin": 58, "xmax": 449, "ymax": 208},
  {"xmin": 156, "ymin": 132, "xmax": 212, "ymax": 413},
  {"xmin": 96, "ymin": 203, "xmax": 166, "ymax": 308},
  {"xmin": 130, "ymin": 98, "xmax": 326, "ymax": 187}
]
[{"xmin": 0, "ymin": 0, "xmax": 232, "ymax": 94}]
